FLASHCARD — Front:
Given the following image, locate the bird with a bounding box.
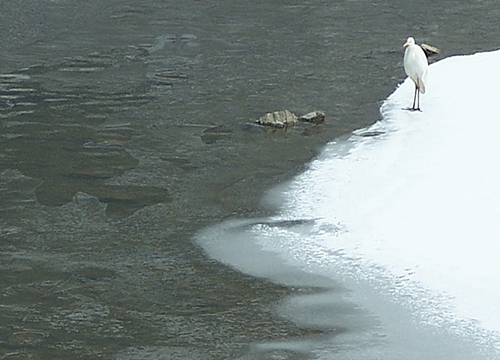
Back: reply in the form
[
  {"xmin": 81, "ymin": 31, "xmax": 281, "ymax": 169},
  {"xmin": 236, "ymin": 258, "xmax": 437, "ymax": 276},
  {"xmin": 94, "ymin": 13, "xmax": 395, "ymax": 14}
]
[{"xmin": 403, "ymin": 37, "xmax": 428, "ymax": 111}]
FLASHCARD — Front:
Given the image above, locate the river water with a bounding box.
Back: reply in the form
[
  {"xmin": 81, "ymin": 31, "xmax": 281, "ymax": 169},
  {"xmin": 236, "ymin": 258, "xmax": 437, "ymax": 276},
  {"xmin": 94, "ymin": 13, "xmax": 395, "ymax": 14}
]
[{"xmin": 1, "ymin": 1, "xmax": 500, "ymax": 359}]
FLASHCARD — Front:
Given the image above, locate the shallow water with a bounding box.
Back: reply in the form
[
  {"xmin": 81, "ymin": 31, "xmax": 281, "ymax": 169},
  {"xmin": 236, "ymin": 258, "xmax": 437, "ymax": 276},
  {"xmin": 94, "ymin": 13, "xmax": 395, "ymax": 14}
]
[{"xmin": 1, "ymin": 1, "xmax": 500, "ymax": 358}]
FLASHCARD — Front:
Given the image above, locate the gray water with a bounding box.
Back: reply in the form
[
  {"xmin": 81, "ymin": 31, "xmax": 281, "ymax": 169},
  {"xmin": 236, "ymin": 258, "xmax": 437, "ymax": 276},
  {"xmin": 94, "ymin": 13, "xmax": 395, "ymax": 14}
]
[{"xmin": 1, "ymin": 1, "xmax": 500, "ymax": 359}]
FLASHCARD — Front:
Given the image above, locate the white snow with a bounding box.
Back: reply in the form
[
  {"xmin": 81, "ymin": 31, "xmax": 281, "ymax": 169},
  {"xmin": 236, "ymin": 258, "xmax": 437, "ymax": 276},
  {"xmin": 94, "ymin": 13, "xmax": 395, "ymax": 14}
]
[{"xmin": 277, "ymin": 49, "xmax": 500, "ymax": 335}]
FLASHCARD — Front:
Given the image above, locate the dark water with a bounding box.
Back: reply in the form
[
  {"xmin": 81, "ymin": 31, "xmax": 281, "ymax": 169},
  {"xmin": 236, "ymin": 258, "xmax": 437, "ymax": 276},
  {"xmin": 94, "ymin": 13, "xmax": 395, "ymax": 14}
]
[{"xmin": 1, "ymin": 1, "xmax": 500, "ymax": 358}]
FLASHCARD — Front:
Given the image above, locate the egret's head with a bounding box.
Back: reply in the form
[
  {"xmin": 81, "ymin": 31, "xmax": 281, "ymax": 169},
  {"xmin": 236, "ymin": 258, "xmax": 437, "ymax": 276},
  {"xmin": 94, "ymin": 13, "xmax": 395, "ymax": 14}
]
[{"xmin": 403, "ymin": 37, "xmax": 415, "ymax": 48}]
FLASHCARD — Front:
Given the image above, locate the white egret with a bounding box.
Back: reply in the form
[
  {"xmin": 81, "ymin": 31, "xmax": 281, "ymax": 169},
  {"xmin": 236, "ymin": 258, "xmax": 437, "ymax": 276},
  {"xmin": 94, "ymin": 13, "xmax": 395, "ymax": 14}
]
[{"xmin": 403, "ymin": 37, "xmax": 428, "ymax": 111}]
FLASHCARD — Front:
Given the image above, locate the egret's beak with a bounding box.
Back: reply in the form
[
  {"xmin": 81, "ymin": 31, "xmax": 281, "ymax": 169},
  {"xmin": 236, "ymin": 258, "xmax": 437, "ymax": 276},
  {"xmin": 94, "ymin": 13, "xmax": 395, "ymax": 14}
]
[{"xmin": 403, "ymin": 40, "xmax": 410, "ymax": 48}]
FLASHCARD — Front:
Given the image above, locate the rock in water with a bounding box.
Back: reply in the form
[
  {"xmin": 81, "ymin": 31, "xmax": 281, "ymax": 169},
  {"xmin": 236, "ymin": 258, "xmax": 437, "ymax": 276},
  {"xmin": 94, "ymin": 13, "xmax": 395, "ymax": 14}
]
[
  {"xmin": 299, "ymin": 111, "xmax": 325, "ymax": 124},
  {"xmin": 420, "ymin": 43, "xmax": 440, "ymax": 58},
  {"xmin": 256, "ymin": 110, "xmax": 298, "ymax": 128}
]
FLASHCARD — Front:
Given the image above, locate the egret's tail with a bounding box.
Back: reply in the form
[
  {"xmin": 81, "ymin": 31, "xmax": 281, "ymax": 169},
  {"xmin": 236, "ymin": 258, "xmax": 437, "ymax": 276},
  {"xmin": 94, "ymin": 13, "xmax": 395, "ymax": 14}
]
[
  {"xmin": 417, "ymin": 77, "xmax": 426, "ymax": 94},
  {"xmin": 417, "ymin": 69, "xmax": 427, "ymax": 94}
]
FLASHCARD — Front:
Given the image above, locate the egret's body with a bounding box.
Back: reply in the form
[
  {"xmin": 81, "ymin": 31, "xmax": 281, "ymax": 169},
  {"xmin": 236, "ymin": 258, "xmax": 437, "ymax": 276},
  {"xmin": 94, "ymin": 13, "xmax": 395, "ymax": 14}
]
[{"xmin": 403, "ymin": 37, "xmax": 428, "ymax": 111}]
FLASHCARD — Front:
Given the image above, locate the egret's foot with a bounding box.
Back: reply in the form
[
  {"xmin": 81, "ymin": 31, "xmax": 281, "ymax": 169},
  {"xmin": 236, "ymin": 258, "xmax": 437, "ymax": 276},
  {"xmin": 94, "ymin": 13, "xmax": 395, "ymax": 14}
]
[{"xmin": 404, "ymin": 107, "xmax": 422, "ymax": 112}]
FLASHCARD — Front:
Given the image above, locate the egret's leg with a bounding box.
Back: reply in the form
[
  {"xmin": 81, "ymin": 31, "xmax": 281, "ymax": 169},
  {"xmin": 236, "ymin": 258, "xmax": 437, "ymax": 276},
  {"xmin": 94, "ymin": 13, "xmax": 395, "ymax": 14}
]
[
  {"xmin": 416, "ymin": 88, "xmax": 420, "ymax": 111},
  {"xmin": 412, "ymin": 84, "xmax": 418, "ymax": 110}
]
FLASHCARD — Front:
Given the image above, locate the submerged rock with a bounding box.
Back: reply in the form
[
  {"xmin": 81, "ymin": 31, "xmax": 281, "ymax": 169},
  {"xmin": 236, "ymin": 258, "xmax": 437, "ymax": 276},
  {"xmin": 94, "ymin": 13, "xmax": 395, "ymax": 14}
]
[
  {"xmin": 201, "ymin": 125, "xmax": 232, "ymax": 144},
  {"xmin": 256, "ymin": 109, "xmax": 298, "ymax": 128}
]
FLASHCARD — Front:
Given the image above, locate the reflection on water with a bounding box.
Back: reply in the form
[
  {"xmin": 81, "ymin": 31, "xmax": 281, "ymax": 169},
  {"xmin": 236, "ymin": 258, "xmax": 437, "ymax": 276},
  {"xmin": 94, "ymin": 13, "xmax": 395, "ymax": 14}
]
[{"xmin": 2, "ymin": 0, "xmax": 500, "ymax": 358}]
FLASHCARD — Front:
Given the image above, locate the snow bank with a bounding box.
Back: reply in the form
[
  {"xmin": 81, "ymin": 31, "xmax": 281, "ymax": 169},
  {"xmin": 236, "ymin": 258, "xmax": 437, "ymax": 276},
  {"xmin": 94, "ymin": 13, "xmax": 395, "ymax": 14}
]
[{"xmin": 281, "ymin": 48, "xmax": 500, "ymax": 333}]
